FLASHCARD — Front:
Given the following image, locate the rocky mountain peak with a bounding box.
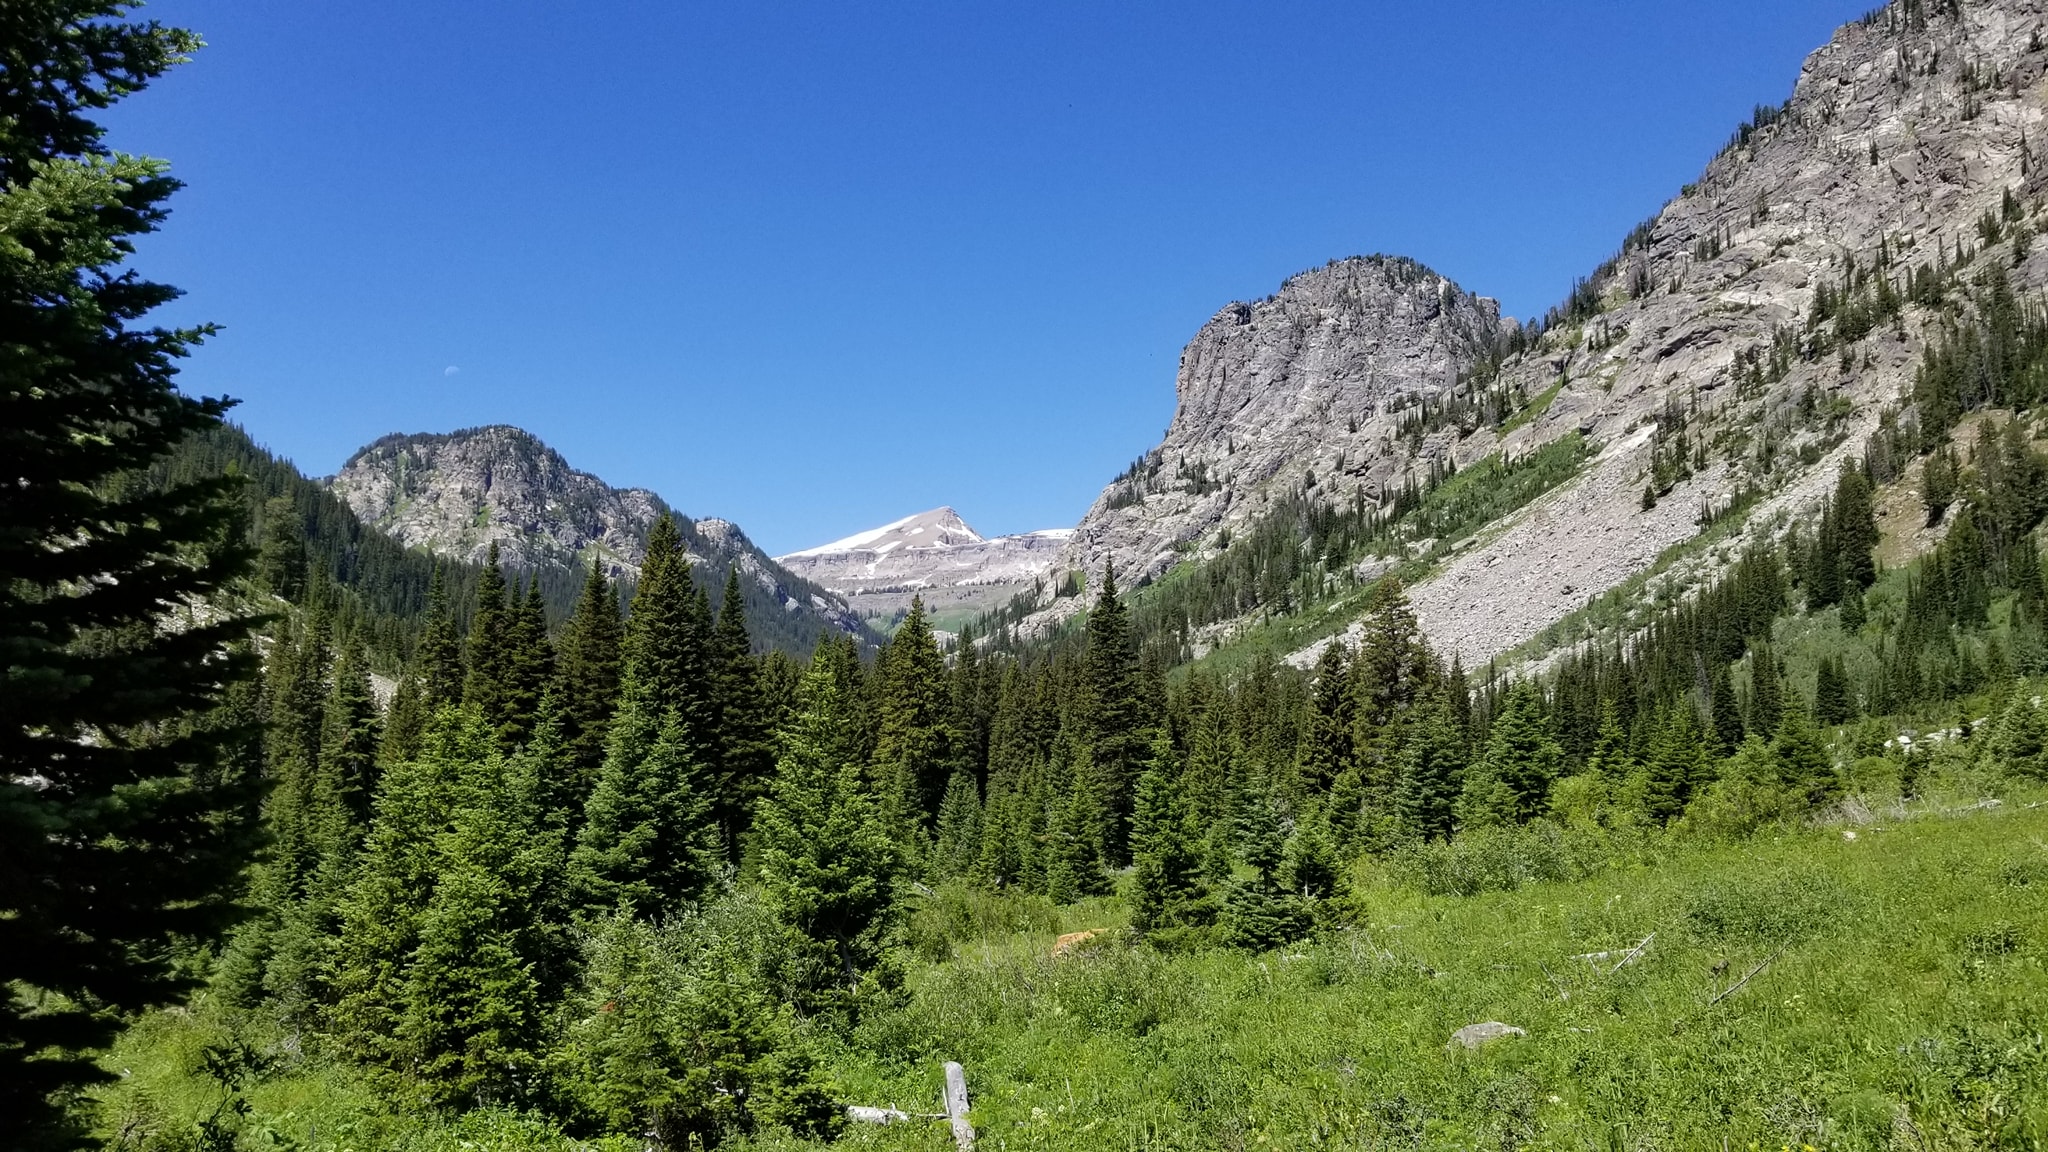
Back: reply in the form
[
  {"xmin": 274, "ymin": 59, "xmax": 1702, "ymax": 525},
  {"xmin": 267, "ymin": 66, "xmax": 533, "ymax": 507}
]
[
  {"xmin": 1050, "ymin": 254, "xmax": 1509, "ymax": 594},
  {"xmin": 777, "ymin": 507, "xmax": 1072, "ymax": 629},
  {"xmin": 328, "ymin": 424, "xmax": 875, "ymax": 648}
]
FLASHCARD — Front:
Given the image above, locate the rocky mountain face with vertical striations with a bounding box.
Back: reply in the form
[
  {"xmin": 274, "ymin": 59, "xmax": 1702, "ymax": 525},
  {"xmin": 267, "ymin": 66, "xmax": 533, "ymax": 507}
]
[
  {"xmin": 1032, "ymin": 0, "xmax": 2048, "ymax": 667},
  {"xmin": 328, "ymin": 424, "xmax": 873, "ymax": 648},
  {"xmin": 1051, "ymin": 256, "xmax": 1510, "ymax": 596}
]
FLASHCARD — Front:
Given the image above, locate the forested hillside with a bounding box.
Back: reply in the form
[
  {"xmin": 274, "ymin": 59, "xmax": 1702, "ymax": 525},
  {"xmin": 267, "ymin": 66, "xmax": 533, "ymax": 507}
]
[{"xmin": 17, "ymin": 1, "xmax": 2048, "ymax": 1150}]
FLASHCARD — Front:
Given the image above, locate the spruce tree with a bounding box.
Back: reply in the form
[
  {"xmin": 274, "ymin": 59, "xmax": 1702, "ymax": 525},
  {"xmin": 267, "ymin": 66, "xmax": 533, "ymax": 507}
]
[
  {"xmin": 1748, "ymin": 640, "xmax": 1785, "ymax": 734},
  {"xmin": 625, "ymin": 514, "xmax": 713, "ymax": 744},
  {"xmin": 1222, "ymin": 771, "xmax": 1306, "ymax": 951},
  {"xmin": 753, "ymin": 662, "xmax": 901, "ymax": 1010},
  {"xmin": 1128, "ymin": 733, "xmax": 1209, "ymax": 944},
  {"xmin": 1471, "ymin": 684, "xmax": 1562, "ymax": 823},
  {"xmin": 379, "ymin": 672, "xmax": 429, "ymax": 769},
  {"xmin": 555, "ymin": 559, "xmax": 624, "ymax": 800},
  {"xmin": 1813, "ymin": 655, "xmax": 1854, "ymax": 727},
  {"xmin": 872, "ymin": 595, "xmax": 952, "ymax": 841},
  {"xmin": 1085, "ymin": 563, "xmax": 1149, "ymax": 863},
  {"xmin": 416, "ymin": 564, "xmax": 467, "ymax": 710},
  {"xmin": 1351, "ymin": 579, "xmax": 1432, "ymax": 802},
  {"xmin": 1771, "ymin": 703, "xmax": 1838, "ymax": 811},
  {"xmin": 711, "ymin": 569, "xmax": 775, "ymax": 860},
  {"xmin": 332, "ymin": 711, "xmax": 499, "ymax": 1073},
  {"xmin": 1299, "ymin": 642, "xmax": 1355, "ymax": 791},
  {"xmin": 1709, "ymin": 664, "xmax": 1745, "ymax": 753},
  {"xmin": 495, "ymin": 577, "xmax": 553, "ymax": 750},
  {"xmin": 463, "ymin": 542, "xmax": 513, "ymax": 726},
  {"xmin": 931, "ymin": 765, "xmax": 984, "ymax": 880},
  {"xmin": 323, "ymin": 635, "xmax": 384, "ymax": 828},
  {"xmin": 1644, "ymin": 704, "xmax": 1711, "ymax": 824},
  {"xmin": 392, "ymin": 729, "xmax": 567, "ymax": 1110},
  {"xmin": 571, "ymin": 687, "xmax": 721, "ymax": 918},
  {"xmin": 1836, "ymin": 464, "xmax": 1880, "ymax": 594},
  {"xmin": 1394, "ymin": 682, "xmax": 1465, "ymax": 840}
]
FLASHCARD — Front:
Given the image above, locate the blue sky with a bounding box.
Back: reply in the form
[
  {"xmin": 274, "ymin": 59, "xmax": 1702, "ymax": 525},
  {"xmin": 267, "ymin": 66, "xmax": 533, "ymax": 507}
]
[{"xmin": 114, "ymin": 1, "xmax": 1863, "ymax": 554}]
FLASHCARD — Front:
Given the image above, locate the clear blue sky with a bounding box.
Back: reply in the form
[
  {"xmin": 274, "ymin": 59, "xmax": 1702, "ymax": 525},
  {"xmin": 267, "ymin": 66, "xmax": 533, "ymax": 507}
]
[{"xmin": 113, "ymin": 1, "xmax": 1862, "ymax": 555}]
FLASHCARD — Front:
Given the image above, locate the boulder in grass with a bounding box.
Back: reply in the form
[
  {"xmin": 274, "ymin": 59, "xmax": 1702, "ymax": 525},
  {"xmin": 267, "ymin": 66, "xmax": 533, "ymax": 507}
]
[{"xmin": 1447, "ymin": 1021, "xmax": 1526, "ymax": 1051}]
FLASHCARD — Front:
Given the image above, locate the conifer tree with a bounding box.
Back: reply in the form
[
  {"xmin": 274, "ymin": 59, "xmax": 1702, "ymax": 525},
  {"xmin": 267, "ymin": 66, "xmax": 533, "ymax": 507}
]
[
  {"xmin": 392, "ymin": 728, "xmax": 567, "ymax": 1110},
  {"xmin": 380, "ymin": 672, "xmax": 429, "ymax": 769},
  {"xmin": 494, "ymin": 577, "xmax": 553, "ymax": 750},
  {"xmin": 555, "ymin": 559, "xmax": 624, "ymax": 798},
  {"xmin": 1709, "ymin": 664, "xmax": 1745, "ymax": 753},
  {"xmin": 1394, "ymin": 682, "xmax": 1465, "ymax": 840},
  {"xmin": 1045, "ymin": 754, "xmax": 1109, "ymax": 903},
  {"xmin": 416, "ymin": 565, "xmax": 467, "ymax": 710},
  {"xmin": 1644, "ymin": 703, "xmax": 1711, "ymax": 824},
  {"xmin": 1989, "ymin": 693, "xmax": 2048, "ymax": 779},
  {"xmin": 1813, "ymin": 655, "xmax": 1854, "ymax": 727},
  {"xmin": 1281, "ymin": 805, "xmax": 1343, "ymax": 902},
  {"xmin": 464, "ymin": 542, "xmax": 513, "ymax": 726},
  {"xmin": 1468, "ymin": 684, "xmax": 1562, "ymax": 824},
  {"xmin": 753, "ymin": 663, "xmax": 901, "ymax": 1010},
  {"xmin": 1748, "ymin": 640, "xmax": 1785, "ymax": 734},
  {"xmin": 257, "ymin": 495, "xmax": 309, "ymax": 602},
  {"xmin": 711, "ymin": 569, "xmax": 775, "ymax": 859},
  {"xmin": 571, "ymin": 688, "xmax": 721, "ymax": 918},
  {"xmin": 323, "ymin": 635, "xmax": 384, "ymax": 828},
  {"xmin": 1222, "ymin": 771, "xmax": 1306, "ymax": 951},
  {"xmin": 1299, "ymin": 642, "xmax": 1355, "ymax": 791},
  {"xmin": 1351, "ymin": 579, "xmax": 1432, "ymax": 801},
  {"xmin": 873, "ymin": 596, "xmax": 952, "ymax": 841},
  {"xmin": 931, "ymin": 765, "xmax": 984, "ymax": 880},
  {"xmin": 332, "ymin": 711, "xmax": 499, "ymax": 1072},
  {"xmin": 1771, "ymin": 702, "xmax": 1838, "ymax": 811},
  {"xmin": 1085, "ymin": 563, "xmax": 1149, "ymax": 863},
  {"xmin": 1835, "ymin": 464, "xmax": 1880, "ymax": 594},
  {"xmin": 1129, "ymin": 733, "xmax": 1209, "ymax": 944},
  {"xmin": 626, "ymin": 514, "xmax": 713, "ymax": 744}
]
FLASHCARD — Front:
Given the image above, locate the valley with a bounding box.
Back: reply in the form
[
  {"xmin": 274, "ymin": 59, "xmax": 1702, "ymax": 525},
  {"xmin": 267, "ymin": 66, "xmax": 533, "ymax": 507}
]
[{"xmin": 13, "ymin": 3, "xmax": 2048, "ymax": 1152}]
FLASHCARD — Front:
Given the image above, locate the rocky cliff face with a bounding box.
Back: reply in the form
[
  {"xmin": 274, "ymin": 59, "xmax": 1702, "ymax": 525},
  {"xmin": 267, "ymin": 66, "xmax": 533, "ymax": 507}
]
[
  {"xmin": 777, "ymin": 507, "xmax": 1070, "ymax": 626},
  {"xmin": 329, "ymin": 425, "xmax": 870, "ymax": 642},
  {"xmin": 1053, "ymin": 256, "xmax": 1508, "ymax": 593},
  {"xmin": 1048, "ymin": 0, "xmax": 2048, "ymax": 665}
]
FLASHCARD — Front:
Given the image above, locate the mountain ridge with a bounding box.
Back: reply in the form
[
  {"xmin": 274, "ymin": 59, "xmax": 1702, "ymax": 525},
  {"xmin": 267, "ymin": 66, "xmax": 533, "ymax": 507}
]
[{"xmin": 328, "ymin": 423, "xmax": 877, "ymax": 650}]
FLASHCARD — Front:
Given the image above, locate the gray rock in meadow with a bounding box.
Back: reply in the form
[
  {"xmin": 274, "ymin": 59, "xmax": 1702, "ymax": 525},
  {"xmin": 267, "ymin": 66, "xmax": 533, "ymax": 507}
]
[{"xmin": 1447, "ymin": 1022, "xmax": 1527, "ymax": 1051}]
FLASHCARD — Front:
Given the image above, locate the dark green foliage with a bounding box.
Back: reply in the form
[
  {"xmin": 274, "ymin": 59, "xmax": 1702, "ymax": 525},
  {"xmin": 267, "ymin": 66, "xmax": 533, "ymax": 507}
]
[
  {"xmin": 873, "ymin": 596, "xmax": 953, "ymax": 842},
  {"xmin": 753, "ymin": 661, "xmax": 902, "ymax": 1013},
  {"xmin": 1086, "ymin": 564, "xmax": 1149, "ymax": 863},
  {"xmin": 570, "ymin": 690, "xmax": 721, "ymax": 919},
  {"xmin": 1815, "ymin": 654, "xmax": 1856, "ymax": 727},
  {"xmin": 1459, "ymin": 685, "xmax": 1561, "ymax": 829},
  {"xmin": 555, "ymin": 904, "xmax": 838, "ymax": 1147},
  {"xmin": 710, "ymin": 569, "xmax": 775, "ymax": 860},
  {"xmin": 553, "ymin": 561, "xmax": 623, "ymax": 802},
  {"xmin": 1129, "ymin": 734, "xmax": 1211, "ymax": 945},
  {"xmin": 1394, "ymin": 682, "xmax": 1465, "ymax": 840},
  {"xmin": 0, "ymin": 7, "xmax": 266, "ymax": 1144}
]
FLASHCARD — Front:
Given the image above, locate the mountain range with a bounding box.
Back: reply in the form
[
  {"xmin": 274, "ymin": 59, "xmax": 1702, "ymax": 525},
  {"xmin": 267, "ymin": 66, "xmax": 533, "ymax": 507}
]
[{"xmin": 297, "ymin": 0, "xmax": 2048, "ymax": 678}]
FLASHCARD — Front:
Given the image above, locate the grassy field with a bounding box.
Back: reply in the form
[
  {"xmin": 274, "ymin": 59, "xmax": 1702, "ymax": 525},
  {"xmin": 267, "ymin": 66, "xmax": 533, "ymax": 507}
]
[{"xmin": 97, "ymin": 789, "xmax": 2048, "ymax": 1151}]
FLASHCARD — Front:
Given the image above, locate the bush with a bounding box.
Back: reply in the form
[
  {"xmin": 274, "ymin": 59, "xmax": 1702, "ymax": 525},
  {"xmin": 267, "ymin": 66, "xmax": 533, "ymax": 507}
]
[
  {"xmin": 903, "ymin": 881, "xmax": 1063, "ymax": 962},
  {"xmin": 1386, "ymin": 821, "xmax": 1586, "ymax": 896}
]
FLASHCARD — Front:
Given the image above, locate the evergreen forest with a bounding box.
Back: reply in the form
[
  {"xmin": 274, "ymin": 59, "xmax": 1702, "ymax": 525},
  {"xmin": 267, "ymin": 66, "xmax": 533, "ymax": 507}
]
[{"xmin": 7, "ymin": 3, "xmax": 2048, "ymax": 1151}]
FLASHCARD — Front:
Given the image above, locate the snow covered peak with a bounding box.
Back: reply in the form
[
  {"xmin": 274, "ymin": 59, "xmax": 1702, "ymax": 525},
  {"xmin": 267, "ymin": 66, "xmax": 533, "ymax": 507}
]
[{"xmin": 781, "ymin": 507, "xmax": 987, "ymax": 558}]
